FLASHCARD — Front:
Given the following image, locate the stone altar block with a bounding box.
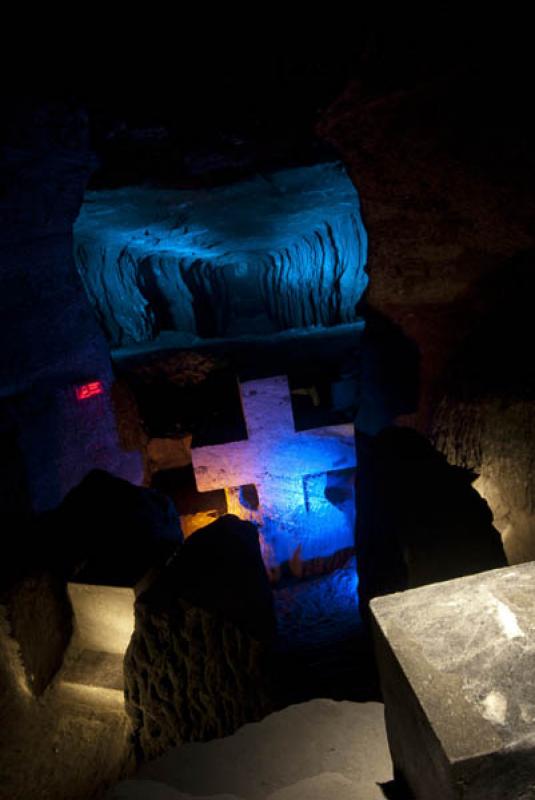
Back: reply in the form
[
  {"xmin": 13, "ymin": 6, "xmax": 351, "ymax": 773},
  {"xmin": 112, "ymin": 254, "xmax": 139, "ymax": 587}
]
[
  {"xmin": 62, "ymin": 583, "xmax": 135, "ymax": 691},
  {"xmin": 371, "ymin": 563, "xmax": 535, "ymax": 800}
]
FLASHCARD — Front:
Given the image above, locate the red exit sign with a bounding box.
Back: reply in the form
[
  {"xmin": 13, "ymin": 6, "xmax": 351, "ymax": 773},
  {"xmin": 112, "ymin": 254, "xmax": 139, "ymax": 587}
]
[{"xmin": 75, "ymin": 381, "xmax": 104, "ymax": 401}]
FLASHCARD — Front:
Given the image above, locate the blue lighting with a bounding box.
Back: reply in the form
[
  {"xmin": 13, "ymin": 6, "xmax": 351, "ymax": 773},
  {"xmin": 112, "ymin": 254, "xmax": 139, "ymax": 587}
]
[
  {"xmin": 192, "ymin": 375, "xmax": 357, "ymax": 573},
  {"xmin": 192, "ymin": 374, "xmax": 360, "ymax": 636},
  {"xmin": 274, "ymin": 558, "xmax": 360, "ymax": 649},
  {"xmin": 74, "ymin": 162, "xmax": 368, "ymax": 348}
]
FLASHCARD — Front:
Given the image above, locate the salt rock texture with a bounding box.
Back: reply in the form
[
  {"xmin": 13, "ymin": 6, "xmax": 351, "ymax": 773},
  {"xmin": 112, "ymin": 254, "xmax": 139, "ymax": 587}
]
[
  {"xmin": 74, "ymin": 162, "xmax": 368, "ymax": 347},
  {"xmin": 0, "ymin": 604, "xmax": 133, "ymax": 800},
  {"xmin": 318, "ymin": 75, "xmax": 535, "ymax": 427},
  {"xmin": 107, "ymin": 699, "xmax": 391, "ymax": 800},
  {"xmin": 372, "ymin": 562, "xmax": 535, "ymax": 799},
  {"xmin": 0, "ymin": 604, "xmax": 27, "ymax": 726},
  {"xmin": 4, "ymin": 569, "xmax": 73, "ymax": 696},
  {"xmin": 0, "ymin": 681, "xmax": 133, "ymax": 800},
  {"xmin": 124, "ymin": 599, "xmax": 272, "ymax": 762},
  {"xmin": 354, "ymin": 427, "xmax": 506, "ymax": 619},
  {"xmin": 434, "ymin": 396, "xmax": 535, "ymax": 565},
  {"xmin": 124, "ymin": 516, "xmax": 275, "ymax": 760}
]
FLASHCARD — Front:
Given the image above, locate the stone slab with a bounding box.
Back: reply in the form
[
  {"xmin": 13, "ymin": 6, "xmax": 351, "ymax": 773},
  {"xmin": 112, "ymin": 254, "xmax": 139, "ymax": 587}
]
[
  {"xmin": 371, "ymin": 562, "xmax": 535, "ymax": 800},
  {"xmin": 68, "ymin": 583, "xmax": 135, "ymax": 655}
]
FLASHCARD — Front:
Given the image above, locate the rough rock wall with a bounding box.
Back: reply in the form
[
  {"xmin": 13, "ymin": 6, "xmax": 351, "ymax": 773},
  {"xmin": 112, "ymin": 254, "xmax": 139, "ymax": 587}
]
[
  {"xmin": 318, "ymin": 76, "xmax": 535, "ymax": 429},
  {"xmin": 0, "ymin": 604, "xmax": 29, "ymax": 727},
  {"xmin": 74, "ymin": 163, "xmax": 368, "ymax": 347},
  {"xmin": 355, "ymin": 428, "xmax": 506, "ymax": 622},
  {"xmin": 5, "ymin": 571, "xmax": 73, "ymax": 696},
  {"xmin": 433, "ymin": 399, "xmax": 535, "ymax": 565},
  {"xmin": 431, "ymin": 253, "xmax": 535, "ymax": 563},
  {"xmin": 124, "ymin": 515, "xmax": 275, "ymax": 761},
  {"xmin": 320, "ymin": 75, "xmax": 535, "ymax": 560},
  {"xmin": 0, "ymin": 101, "xmax": 142, "ymax": 514},
  {"xmin": 260, "ymin": 217, "xmax": 367, "ymax": 331},
  {"xmin": 124, "ymin": 598, "xmax": 272, "ymax": 761}
]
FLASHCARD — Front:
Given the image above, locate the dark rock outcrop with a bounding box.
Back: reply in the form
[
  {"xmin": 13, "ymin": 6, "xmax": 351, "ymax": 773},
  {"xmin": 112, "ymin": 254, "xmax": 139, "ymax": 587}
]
[
  {"xmin": 0, "ymin": 100, "xmax": 142, "ymax": 517},
  {"xmin": 2, "ymin": 571, "xmax": 73, "ymax": 696},
  {"xmin": 0, "ymin": 603, "xmax": 28, "ymax": 732},
  {"xmin": 74, "ymin": 162, "xmax": 368, "ymax": 347},
  {"xmin": 154, "ymin": 515, "xmax": 276, "ymax": 641},
  {"xmin": 434, "ymin": 398, "xmax": 535, "ymax": 566},
  {"xmin": 318, "ymin": 63, "xmax": 535, "ymax": 566},
  {"xmin": 39, "ymin": 469, "xmax": 183, "ymax": 587},
  {"xmin": 318, "ymin": 70, "xmax": 535, "ymax": 430},
  {"xmin": 0, "ymin": 468, "xmax": 182, "ymax": 696},
  {"xmin": 355, "ymin": 428, "xmax": 507, "ymax": 620},
  {"xmin": 124, "ymin": 515, "xmax": 275, "ymax": 760},
  {"xmin": 432, "ymin": 254, "xmax": 535, "ymax": 564}
]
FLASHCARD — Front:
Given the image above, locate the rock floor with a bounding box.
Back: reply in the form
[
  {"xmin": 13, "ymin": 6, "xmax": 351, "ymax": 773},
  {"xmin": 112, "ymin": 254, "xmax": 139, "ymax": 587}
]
[
  {"xmin": 0, "ymin": 565, "xmax": 381, "ymax": 800},
  {"xmin": 272, "ymin": 561, "xmax": 379, "ymax": 705},
  {"xmin": 106, "ymin": 699, "xmax": 393, "ymax": 800},
  {"xmin": 0, "ymin": 681, "xmax": 134, "ymax": 800}
]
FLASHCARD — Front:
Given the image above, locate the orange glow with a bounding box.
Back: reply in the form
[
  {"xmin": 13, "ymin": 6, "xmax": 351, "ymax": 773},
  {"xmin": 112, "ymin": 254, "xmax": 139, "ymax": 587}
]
[{"xmin": 180, "ymin": 510, "xmax": 222, "ymax": 538}]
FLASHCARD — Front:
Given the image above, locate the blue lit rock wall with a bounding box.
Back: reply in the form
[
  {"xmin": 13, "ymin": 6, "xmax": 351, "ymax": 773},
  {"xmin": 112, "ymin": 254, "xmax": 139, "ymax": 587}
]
[
  {"xmin": 0, "ymin": 103, "xmax": 142, "ymax": 514},
  {"xmin": 74, "ymin": 162, "xmax": 367, "ymax": 347}
]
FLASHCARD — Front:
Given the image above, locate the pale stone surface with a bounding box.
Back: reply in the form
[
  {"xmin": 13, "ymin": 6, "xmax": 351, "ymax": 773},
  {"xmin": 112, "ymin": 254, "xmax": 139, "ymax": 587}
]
[
  {"xmin": 62, "ymin": 583, "xmax": 134, "ymax": 691},
  {"xmin": 191, "ymin": 375, "xmax": 356, "ymax": 568},
  {"xmin": 106, "ymin": 699, "xmax": 391, "ymax": 800},
  {"xmin": 68, "ymin": 584, "xmax": 135, "ymax": 655},
  {"xmin": 371, "ymin": 562, "xmax": 535, "ymax": 799}
]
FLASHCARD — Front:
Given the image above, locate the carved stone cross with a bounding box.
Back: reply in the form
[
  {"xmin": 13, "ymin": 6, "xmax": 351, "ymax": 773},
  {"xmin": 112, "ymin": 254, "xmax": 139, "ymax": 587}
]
[{"xmin": 192, "ymin": 375, "xmax": 356, "ymax": 569}]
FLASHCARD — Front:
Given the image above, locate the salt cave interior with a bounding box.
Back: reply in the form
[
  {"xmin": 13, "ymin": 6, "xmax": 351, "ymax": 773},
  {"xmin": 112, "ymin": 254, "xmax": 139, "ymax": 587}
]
[{"xmin": 2, "ymin": 11, "xmax": 535, "ymax": 800}]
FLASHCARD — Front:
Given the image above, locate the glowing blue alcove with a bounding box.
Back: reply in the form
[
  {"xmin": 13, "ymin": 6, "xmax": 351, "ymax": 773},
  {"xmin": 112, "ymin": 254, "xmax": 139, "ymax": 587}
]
[
  {"xmin": 74, "ymin": 161, "xmax": 368, "ymax": 349},
  {"xmin": 75, "ymin": 162, "xmax": 367, "ymax": 635}
]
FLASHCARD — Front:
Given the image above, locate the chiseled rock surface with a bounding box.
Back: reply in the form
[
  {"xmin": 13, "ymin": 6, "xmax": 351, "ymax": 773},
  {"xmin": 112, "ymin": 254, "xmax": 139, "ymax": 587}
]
[
  {"xmin": 124, "ymin": 516, "xmax": 275, "ymax": 761},
  {"xmin": 4, "ymin": 570, "xmax": 73, "ymax": 696},
  {"xmin": 372, "ymin": 563, "xmax": 535, "ymax": 799},
  {"xmin": 107, "ymin": 699, "xmax": 391, "ymax": 800},
  {"xmin": 434, "ymin": 396, "xmax": 535, "ymax": 565},
  {"xmin": 74, "ymin": 162, "xmax": 368, "ymax": 347},
  {"xmin": 124, "ymin": 598, "xmax": 272, "ymax": 762},
  {"xmin": 432, "ymin": 253, "xmax": 535, "ymax": 564}
]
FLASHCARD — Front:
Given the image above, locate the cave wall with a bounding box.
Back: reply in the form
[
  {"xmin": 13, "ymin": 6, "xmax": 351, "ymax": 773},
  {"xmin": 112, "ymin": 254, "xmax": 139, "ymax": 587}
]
[
  {"xmin": 0, "ymin": 102, "xmax": 142, "ymax": 516},
  {"xmin": 434, "ymin": 397, "xmax": 535, "ymax": 564},
  {"xmin": 319, "ymin": 71, "xmax": 535, "ymax": 562},
  {"xmin": 74, "ymin": 163, "xmax": 368, "ymax": 348},
  {"xmin": 430, "ymin": 254, "xmax": 535, "ymax": 563},
  {"xmin": 318, "ymin": 73, "xmax": 535, "ymax": 428}
]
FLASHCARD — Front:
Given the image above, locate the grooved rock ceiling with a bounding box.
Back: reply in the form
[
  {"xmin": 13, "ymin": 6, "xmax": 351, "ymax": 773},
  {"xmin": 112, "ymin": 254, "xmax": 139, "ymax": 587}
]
[{"xmin": 74, "ymin": 163, "xmax": 367, "ymax": 347}]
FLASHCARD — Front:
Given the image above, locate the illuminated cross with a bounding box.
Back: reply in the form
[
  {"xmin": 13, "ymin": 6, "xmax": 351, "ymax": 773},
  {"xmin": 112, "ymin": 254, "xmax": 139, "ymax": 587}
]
[{"xmin": 191, "ymin": 375, "xmax": 356, "ymax": 569}]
